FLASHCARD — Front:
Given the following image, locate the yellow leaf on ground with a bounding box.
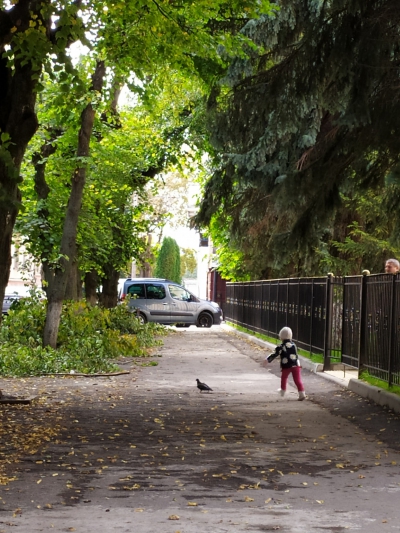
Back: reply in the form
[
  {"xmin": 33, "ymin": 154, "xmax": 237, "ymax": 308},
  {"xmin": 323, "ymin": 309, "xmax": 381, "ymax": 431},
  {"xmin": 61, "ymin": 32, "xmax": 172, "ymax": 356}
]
[
  {"xmin": 187, "ymin": 502, "xmax": 197, "ymax": 506},
  {"xmin": 168, "ymin": 515, "xmax": 180, "ymax": 520},
  {"xmin": 244, "ymin": 496, "xmax": 254, "ymax": 502}
]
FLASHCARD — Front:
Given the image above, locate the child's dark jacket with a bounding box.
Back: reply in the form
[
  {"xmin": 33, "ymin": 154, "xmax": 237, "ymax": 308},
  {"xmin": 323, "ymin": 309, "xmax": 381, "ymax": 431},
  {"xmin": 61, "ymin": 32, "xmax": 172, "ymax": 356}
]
[{"xmin": 267, "ymin": 339, "xmax": 300, "ymax": 369}]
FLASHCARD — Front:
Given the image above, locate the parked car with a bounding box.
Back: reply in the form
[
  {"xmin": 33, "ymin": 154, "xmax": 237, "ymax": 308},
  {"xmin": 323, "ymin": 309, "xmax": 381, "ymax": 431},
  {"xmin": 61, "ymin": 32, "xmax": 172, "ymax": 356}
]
[
  {"xmin": 120, "ymin": 278, "xmax": 222, "ymax": 328},
  {"xmin": 2, "ymin": 286, "xmax": 46, "ymax": 315},
  {"xmin": 2, "ymin": 294, "xmax": 22, "ymax": 315}
]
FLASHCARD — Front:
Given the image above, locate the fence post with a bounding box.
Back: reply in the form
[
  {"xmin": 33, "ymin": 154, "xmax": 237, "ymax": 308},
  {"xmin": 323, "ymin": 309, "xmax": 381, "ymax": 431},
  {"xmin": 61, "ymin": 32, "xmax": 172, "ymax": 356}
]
[
  {"xmin": 358, "ymin": 271, "xmax": 369, "ymax": 377},
  {"xmin": 388, "ymin": 274, "xmax": 397, "ymax": 387},
  {"xmin": 323, "ymin": 274, "xmax": 333, "ymax": 371}
]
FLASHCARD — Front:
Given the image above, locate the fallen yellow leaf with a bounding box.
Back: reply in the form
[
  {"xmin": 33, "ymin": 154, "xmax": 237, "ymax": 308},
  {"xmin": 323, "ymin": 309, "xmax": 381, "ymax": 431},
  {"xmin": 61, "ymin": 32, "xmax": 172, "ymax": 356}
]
[
  {"xmin": 187, "ymin": 502, "xmax": 197, "ymax": 506},
  {"xmin": 168, "ymin": 515, "xmax": 180, "ymax": 520}
]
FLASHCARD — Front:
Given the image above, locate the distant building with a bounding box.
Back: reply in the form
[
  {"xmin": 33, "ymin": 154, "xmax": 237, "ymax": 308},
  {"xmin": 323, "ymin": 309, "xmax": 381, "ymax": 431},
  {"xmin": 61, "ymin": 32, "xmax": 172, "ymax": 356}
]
[{"xmin": 8, "ymin": 240, "xmax": 41, "ymax": 291}]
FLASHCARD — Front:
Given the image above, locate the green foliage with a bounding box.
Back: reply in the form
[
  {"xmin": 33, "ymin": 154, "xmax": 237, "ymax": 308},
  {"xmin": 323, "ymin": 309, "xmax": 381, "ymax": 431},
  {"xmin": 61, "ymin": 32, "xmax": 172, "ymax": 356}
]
[
  {"xmin": 180, "ymin": 248, "xmax": 197, "ymax": 279},
  {"xmin": 208, "ymin": 213, "xmax": 252, "ymax": 281},
  {"xmin": 314, "ymin": 185, "xmax": 400, "ymax": 275},
  {"xmin": 154, "ymin": 237, "xmax": 182, "ymax": 283},
  {"xmin": 0, "ymin": 298, "xmax": 166, "ymax": 377}
]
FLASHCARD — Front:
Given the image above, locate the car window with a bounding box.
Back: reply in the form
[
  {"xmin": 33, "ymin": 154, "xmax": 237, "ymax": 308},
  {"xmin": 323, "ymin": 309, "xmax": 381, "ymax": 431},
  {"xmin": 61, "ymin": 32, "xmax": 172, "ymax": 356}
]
[
  {"xmin": 168, "ymin": 284, "xmax": 190, "ymax": 301},
  {"xmin": 127, "ymin": 283, "xmax": 146, "ymax": 298},
  {"xmin": 146, "ymin": 283, "xmax": 166, "ymax": 300}
]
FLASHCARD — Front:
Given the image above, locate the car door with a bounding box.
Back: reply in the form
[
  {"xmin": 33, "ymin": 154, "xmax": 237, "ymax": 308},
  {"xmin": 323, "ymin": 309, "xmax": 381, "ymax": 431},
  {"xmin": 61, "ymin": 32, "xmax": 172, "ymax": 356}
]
[
  {"xmin": 126, "ymin": 282, "xmax": 147, "ymax": 314},
  {"xmin": 167, "ymin": 284, "xmax": 199, "ymax": 324},
  {"xmin": 144, "ymin": 283, "xmax": 172, "ymax": 323}
]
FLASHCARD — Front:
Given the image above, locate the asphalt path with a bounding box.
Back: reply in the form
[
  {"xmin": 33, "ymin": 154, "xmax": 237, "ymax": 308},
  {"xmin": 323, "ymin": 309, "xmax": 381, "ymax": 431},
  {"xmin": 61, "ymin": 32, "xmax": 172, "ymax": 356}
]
[{"xmin": 1, "ymin": 325, "xmax": 400, "ymax": 532}]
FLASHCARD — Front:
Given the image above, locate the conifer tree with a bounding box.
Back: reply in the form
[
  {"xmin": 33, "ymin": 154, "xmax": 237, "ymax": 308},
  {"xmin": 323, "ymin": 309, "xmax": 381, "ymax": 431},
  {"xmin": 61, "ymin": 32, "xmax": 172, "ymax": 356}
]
[
  {"xmin": 154, "ymin": 237, "xmax": 181, "ymax": 284},
  {"xmin": 196, "ymin": 0, "xmax": 400, "ymax": 277}
]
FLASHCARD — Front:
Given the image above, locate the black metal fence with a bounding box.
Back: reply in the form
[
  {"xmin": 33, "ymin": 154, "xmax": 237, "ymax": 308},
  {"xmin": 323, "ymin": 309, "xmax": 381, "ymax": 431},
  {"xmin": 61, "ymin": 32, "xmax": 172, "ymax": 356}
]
[{"xmin": 224, "ymin": 273, "xmax": 400, "ymax": 386}]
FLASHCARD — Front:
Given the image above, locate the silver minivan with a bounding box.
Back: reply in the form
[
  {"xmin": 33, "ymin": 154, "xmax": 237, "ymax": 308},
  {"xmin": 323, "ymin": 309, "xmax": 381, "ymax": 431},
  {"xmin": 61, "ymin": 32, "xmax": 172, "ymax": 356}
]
[{"xmin": 121, "ymin": 278, "xmax": 222, "ymax": 328}]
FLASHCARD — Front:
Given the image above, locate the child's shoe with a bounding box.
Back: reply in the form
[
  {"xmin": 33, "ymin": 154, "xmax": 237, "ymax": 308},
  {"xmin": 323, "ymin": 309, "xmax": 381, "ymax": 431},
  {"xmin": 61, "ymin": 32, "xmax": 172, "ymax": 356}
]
[
  {"xmin": 278, "ymin": 389, "xmax": 286, "ymax": 397},
  {"xmin": 298, "ymin": 391, "xmax": 306, "ymax": 401}
]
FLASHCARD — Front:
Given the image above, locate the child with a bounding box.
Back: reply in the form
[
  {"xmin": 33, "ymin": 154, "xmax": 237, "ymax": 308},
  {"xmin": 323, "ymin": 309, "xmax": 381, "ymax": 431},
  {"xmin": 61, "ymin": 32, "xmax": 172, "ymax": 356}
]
[{"xmin": 265, "ymin": 326, "xmax": 306, "ymax": 401}]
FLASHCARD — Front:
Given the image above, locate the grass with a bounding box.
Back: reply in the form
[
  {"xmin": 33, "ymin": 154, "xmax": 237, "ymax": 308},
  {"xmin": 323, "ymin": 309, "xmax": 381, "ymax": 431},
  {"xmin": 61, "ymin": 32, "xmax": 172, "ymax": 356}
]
[
  {"xmin": 359, "ymin": 371, "xmax": 400, "ymax": 397},
  {"xmin": 225, "ymin": 322, "xmax": 324, "ymax": 364}
]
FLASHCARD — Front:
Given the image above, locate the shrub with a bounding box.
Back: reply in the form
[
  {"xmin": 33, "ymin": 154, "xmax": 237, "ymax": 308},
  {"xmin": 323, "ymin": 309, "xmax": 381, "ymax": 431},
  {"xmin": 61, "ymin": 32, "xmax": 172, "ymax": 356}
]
[{"xmin": 0, "ymin": 297, "xmax": 166, "ymax": 377}]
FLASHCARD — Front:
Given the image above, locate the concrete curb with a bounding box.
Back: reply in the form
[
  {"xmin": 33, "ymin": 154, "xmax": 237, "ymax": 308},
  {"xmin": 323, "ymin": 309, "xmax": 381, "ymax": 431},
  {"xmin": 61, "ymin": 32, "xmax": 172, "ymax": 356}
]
[
  {"xmin": 348, "ymin": 379, "xmax": 400, "ymax": 413},
  {"xmin": 221, "ymin": 323, "xmax": 400, "ymax": 414}
]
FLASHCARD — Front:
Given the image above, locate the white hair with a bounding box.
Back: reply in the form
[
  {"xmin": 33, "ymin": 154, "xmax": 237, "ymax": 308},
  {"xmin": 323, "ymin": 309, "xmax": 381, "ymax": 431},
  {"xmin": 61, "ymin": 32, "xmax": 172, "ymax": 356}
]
[
  {"xmin": 279, "ymin": 327, "xmax": 293, "ymax": 340},
  {"xmin": 386, "ymin": 258, "xmax": 400, "ymax": 269}
]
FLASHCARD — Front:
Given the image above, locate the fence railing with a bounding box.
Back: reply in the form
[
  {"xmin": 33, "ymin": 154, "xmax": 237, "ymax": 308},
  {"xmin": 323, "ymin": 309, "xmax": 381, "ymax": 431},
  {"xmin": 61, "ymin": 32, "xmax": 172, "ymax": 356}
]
[{"xmin": 223, "ymin": 273, "xmax": 400, "ymax": 386}]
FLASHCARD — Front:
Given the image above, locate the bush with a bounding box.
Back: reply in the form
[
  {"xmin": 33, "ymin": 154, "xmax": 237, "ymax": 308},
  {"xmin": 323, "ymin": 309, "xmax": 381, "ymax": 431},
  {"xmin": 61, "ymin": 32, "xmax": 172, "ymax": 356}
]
[{"xmin": 0, "ymin": 297, "xmax": 166, "ymax": 377}]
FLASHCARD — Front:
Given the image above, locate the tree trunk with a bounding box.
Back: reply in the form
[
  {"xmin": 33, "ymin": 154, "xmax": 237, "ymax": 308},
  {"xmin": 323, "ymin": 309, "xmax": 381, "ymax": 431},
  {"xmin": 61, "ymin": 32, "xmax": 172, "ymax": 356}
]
[
  {"xmin": 43, "ymin": 60, "xmax": 106, "ymax": 348},
  {"xmin": 100, "ymin": 266, "xmax": 119, "ymax": 309},
  {"xmin": 64, "ymin": 260, "xmax": 81, "ymax": 301},
  {"xmin": 44, "ymin": 300, "xmax": 64, "ymax": 349},
  {"xmin": 32, "ymin": 129, "xmax": 62, "ymax": 299},
  {"xmin": 0, "ymin": 53, "xmax": 39, "ymax": 321},
  {"xmin": 0, "ymin": 205, "xmax": 17, "ymax": 325},
  {"xmin": 84, "ymin": 270, "xmax": 99, "ymax": 306}
]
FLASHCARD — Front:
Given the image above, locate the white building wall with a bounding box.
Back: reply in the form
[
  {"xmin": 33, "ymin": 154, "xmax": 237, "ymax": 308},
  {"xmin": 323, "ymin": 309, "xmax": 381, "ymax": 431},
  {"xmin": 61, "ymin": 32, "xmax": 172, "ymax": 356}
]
[{"xmin": 8, "ymin": 242, "xmax": 41, "ymax": 291}]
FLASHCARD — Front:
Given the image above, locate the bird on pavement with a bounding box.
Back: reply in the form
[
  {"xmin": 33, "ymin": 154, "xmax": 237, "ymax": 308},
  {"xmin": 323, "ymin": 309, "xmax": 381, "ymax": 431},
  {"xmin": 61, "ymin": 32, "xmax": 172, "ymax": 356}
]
[{"xmin": 196, "ymin": 378, "xmax": 213, "ymax": 393}]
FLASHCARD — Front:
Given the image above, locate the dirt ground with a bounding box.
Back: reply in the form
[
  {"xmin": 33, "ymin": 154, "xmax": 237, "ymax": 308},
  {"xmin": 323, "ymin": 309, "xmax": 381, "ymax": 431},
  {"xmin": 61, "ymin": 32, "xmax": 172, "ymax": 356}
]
[{"xmin": 1, "ymin": 325, "xmax": 400, "ymax": 533}]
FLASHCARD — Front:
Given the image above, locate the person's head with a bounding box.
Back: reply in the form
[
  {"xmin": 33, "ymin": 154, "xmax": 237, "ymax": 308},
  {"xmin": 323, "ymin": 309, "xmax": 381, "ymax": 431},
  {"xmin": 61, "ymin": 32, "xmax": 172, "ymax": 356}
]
[
  {"xmin": 385, "ymin": 259, "xmax": 400, "ymax": 274},
  {"xmin": 279, "ymin": 326, "xmax": 293, "ymax": 341}
]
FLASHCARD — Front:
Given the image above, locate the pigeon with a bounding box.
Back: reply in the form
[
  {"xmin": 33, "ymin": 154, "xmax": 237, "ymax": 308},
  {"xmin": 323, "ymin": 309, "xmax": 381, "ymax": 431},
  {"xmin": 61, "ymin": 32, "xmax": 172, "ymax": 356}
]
[{"xmin": 196, "ymin": 378, "xmax": 213, "ymax": 393}]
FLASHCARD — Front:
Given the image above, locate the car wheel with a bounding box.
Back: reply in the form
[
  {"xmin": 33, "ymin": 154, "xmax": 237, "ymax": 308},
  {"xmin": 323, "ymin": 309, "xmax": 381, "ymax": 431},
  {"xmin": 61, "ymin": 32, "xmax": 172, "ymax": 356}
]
[
  {"xmin": 196, "ymin": 313, "xmax": 213, "ymax": 328},
  {"xmin": 136, "ymin": 312, "xmax": 147, "ymax": 325}
]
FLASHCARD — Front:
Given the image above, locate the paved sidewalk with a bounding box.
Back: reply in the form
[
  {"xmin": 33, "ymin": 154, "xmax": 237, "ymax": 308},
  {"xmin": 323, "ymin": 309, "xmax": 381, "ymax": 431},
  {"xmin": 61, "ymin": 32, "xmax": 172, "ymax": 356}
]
[
  {"xmin": 1, "ymin": 326, "xmax": 400, "ymax": 533},
  {"xmin": 222, "ymin": 323, "xmax": 400, "ymax": 414}
]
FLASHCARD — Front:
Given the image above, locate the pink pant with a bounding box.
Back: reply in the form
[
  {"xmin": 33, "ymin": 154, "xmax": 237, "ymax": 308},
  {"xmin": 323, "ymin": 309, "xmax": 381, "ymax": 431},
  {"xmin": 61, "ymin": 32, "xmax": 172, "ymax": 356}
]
[{"xmin": 281, "ymin": 367, "xmax": 304, "ymax": 392}]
